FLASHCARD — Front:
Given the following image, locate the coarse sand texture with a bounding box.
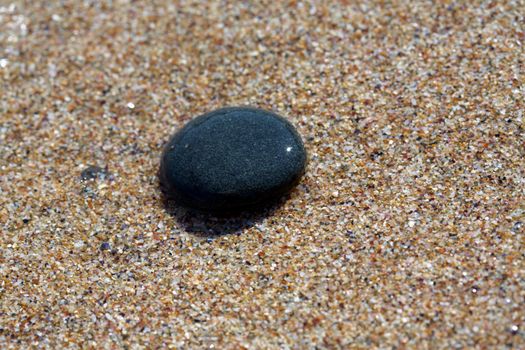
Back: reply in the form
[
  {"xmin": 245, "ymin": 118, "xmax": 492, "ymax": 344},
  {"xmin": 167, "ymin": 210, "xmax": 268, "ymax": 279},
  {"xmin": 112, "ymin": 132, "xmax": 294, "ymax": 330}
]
[{"xmin": 1, "ymin": 1, "xmax": 524, "ymax": 349}]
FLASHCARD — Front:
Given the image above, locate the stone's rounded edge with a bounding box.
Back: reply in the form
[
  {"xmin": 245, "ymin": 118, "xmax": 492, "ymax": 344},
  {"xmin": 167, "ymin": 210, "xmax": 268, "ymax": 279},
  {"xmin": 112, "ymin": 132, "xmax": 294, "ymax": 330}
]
[
  {"xmin": 159, "ymin": 130, "xmax": 199, "ymax": 207},
  {"xmin": 159, "ymin": 106, "xmax": 308, "ymax": 213}
]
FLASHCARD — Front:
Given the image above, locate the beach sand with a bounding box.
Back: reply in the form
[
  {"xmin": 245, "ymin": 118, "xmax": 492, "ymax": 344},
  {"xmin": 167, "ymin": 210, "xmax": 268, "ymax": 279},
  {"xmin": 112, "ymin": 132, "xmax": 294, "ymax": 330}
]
[{"xmin": 1, "ymin": 0, "xmax": 524, "ymax": 348}]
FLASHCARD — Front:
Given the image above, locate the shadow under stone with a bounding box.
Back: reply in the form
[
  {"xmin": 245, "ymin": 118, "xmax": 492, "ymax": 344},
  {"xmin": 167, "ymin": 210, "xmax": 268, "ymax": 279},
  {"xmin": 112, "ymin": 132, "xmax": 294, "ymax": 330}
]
[{"xmin": 162, "ymin": 194, "xmax": 285, "ymax": 238}]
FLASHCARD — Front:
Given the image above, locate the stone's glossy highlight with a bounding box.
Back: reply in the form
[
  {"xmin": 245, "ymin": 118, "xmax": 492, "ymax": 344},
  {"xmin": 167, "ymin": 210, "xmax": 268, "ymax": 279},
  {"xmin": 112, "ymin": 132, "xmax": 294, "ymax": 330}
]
[{"xmin": 159, "ymin": 107, "xmax": 307, "ymax": 212}]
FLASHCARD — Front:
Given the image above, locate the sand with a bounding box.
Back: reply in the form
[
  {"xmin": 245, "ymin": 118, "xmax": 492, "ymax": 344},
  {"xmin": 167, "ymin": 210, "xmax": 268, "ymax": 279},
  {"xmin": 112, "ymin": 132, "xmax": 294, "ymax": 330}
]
[{"xmin": 1, "ymin": 0, "xmax": 524, "ymax": 349}]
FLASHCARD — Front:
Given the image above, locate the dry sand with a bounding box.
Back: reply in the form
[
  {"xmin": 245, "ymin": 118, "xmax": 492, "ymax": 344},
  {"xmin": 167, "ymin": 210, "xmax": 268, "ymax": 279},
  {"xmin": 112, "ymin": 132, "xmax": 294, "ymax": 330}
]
[{"xmin": 1, "ymin": 0, "xmax": 524, "ymax": 348}]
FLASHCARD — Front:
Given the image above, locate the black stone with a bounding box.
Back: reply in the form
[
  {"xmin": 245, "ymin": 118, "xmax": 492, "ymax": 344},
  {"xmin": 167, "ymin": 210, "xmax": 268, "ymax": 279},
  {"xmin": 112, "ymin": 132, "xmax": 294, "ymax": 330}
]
[{"xmin": 159, "ymin": 107, "xmax": 307, "ymax": 212}]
